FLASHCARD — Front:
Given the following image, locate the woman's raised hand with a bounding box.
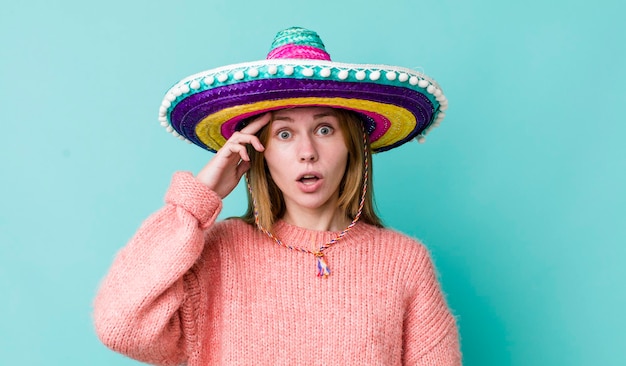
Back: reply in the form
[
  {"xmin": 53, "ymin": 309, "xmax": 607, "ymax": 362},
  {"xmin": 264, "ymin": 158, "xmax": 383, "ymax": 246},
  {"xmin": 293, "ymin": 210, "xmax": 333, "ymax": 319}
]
[{"xmin": 196, "ymin": 113, "xmax": 271, "ymax": 199}]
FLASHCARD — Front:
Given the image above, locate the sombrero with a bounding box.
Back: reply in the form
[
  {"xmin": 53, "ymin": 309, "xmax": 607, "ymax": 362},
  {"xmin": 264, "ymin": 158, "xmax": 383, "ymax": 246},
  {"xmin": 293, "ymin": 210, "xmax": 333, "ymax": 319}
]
[{"xmin": 158, "ymin": 27, "xmax": 448, "ymax": 153}]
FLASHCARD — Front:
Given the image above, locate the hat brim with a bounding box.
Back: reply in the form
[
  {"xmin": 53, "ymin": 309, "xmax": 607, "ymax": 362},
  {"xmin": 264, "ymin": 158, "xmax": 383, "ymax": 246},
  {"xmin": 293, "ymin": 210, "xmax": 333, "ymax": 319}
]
[{"xmin": 159, "ymin": 60, "xmax": 448, "ymax": 152}]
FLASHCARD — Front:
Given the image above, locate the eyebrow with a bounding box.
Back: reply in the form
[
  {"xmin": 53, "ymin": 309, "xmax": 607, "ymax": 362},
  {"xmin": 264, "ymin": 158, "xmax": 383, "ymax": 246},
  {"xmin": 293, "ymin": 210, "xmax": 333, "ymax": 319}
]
[{"xmin": 272, "ymin": 112, "xmax": 336, "ymax": 122}]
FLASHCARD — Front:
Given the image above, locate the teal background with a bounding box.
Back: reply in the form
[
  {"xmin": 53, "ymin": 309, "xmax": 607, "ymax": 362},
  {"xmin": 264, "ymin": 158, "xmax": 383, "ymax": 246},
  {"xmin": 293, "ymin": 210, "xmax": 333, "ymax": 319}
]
[{"xmin": 1, "ymin": 0, "xmax": 624, "ymax": 365}]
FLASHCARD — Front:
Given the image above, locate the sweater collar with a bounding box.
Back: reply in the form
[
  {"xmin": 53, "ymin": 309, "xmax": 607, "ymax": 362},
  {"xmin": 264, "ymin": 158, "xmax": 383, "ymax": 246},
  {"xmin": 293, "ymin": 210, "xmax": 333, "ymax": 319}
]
[{"xmin": 270, "ymin": 219, "xmax": 374, "ymax": 251}]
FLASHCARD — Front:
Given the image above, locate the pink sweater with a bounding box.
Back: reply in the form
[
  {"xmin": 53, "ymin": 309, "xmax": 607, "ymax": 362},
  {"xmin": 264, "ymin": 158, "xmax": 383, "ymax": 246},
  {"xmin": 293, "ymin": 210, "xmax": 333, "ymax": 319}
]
[{"xmin": 94, "ymin": 172, "xmax": 461, "ymax": 365}]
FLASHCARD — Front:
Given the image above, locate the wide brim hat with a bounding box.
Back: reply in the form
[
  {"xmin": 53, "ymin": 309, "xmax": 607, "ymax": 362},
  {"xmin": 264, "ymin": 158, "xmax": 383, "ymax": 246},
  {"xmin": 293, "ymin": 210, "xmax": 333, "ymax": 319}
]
[{"xmin": 158, "ymin": 27, "xmax": 448, "ymax": 153}]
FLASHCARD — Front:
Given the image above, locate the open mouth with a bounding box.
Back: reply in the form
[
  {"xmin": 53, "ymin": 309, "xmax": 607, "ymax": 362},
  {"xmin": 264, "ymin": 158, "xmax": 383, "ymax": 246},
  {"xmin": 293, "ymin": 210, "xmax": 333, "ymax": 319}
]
[{"xmin": 297, "ymin": 174, "xmax": 321, "ymax": 185}]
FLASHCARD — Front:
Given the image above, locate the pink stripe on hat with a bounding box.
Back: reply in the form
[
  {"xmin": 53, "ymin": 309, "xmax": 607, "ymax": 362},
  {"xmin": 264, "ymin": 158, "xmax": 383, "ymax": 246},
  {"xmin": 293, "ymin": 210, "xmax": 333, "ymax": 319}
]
[{"xmin": 266, "ymin": 44, "xmax": 331, "ymax": 60}]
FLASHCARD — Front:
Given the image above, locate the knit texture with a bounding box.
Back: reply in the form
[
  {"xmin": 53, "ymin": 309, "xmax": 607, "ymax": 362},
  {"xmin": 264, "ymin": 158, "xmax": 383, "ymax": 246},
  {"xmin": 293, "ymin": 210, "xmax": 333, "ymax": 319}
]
[{"xmin": 93, "ymin": 172, "xmax": 461, "ymax": 365}]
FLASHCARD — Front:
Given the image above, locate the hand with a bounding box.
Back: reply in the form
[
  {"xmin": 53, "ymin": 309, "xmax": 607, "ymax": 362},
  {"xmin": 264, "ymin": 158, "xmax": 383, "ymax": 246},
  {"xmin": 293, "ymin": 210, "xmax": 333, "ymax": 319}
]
[{"xmin": 196, "ymin": 113, "xmax": 270, "ymax": 199}]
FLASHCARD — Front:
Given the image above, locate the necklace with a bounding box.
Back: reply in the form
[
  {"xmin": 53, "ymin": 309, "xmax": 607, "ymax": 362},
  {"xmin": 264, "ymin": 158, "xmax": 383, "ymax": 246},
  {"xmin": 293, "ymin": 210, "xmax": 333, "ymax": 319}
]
[{"xmin": 247, "ymin": 131, "xmax": 369, "ymax": 278}]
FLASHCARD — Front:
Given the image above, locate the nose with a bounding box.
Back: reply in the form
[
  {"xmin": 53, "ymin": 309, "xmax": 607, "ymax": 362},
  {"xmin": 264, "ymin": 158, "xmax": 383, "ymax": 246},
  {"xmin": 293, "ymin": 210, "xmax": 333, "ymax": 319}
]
[{"xmin": 298, "ymin": 135, "xmax": 318, "ymax": 162}]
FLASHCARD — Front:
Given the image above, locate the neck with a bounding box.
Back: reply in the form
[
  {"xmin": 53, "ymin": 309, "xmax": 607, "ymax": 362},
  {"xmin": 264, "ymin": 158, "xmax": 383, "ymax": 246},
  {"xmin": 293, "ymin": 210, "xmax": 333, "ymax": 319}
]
[{"xmin": 282, "ymin": 203, "xmax": 350, "ymax": 232}]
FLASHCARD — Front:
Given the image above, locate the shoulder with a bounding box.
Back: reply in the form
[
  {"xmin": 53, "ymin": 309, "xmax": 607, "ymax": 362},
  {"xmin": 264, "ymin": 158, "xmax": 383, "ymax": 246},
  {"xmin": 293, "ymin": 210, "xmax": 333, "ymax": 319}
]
[
  {"xmin": 360, "ymin": 223, "xmax": 440, "ymax": 283},
  {"xmin": 205, "ymin": 217, "xmax": 257, "ymax": 240},
  {"xmin": 362, "ymin": 223, "xmax": 431, "ymax": 259},
  {"xmin": 197, "ymin": 218, "xmax": 260, "ymax": 264}
]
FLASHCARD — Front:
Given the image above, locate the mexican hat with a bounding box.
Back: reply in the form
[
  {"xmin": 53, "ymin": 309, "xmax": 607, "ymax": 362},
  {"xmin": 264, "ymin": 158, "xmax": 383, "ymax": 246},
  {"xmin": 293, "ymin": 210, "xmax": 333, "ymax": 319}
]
[{"xmin": 158, "ymin": 27, "xmax": 448, "ymax": 153}]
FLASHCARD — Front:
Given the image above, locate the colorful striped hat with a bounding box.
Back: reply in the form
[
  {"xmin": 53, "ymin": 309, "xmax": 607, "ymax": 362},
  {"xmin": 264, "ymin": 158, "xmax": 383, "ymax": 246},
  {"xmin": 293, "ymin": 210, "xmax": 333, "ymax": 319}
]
[{"xmin": 158, "ymin": 27, "xmax": 448, "ymax": 153}]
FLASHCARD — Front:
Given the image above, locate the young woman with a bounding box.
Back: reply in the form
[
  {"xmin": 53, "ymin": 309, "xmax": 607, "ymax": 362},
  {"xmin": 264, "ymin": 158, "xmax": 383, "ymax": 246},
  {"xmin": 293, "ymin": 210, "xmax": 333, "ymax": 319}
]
[{"xmin": 94, "ymin": 27, "xmax": 460, "ymax": 365}]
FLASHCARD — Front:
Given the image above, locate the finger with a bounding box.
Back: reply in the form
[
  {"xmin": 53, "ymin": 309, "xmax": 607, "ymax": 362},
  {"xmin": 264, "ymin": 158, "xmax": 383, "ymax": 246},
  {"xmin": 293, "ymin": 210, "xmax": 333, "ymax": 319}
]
[
  {"xmin": 229, "ymin": 143, "xmax": 250, "ymax": 162},
  {"xmin": 236, "ymin": 160, "xmax": 251, "ymax": 179},
  {"xmin": 228, "ymin": 132, "xmax": 265, "ymax": 152},
  {"xmin": 217, "ymin": 140, "xmax": 248, "ymax": 163},
  {"xmin": 239, "ymin": 112, "xmax": 271, "ymax": 135},
  {"xmin": 248, "ymin": 135, "xmax": 265, "ymax": 152}
]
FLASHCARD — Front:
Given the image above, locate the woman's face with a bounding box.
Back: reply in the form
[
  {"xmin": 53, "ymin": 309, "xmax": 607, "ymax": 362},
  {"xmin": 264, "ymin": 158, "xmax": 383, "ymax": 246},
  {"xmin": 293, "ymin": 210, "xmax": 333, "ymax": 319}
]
[{"xmin": 263, "ymin": 107, "xmax": 349, "ymax": 215}]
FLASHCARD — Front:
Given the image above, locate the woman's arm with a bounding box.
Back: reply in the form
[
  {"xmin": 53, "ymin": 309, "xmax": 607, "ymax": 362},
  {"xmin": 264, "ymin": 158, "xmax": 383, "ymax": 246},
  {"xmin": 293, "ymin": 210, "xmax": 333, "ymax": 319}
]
[
  {"xmin": 93, "ymin": 172, "xmax": 222, "ymax": 366},
  {"xmin": 403, "ymin": 247, "xmax": 462, "ymax": 365}
]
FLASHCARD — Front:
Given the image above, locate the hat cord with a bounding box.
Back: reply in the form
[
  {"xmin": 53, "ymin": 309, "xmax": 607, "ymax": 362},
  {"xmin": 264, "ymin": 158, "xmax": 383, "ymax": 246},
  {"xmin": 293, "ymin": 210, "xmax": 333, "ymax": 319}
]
[{"xmin": 246, "ymin": 130, "xmax": 369, "ymax": 278}]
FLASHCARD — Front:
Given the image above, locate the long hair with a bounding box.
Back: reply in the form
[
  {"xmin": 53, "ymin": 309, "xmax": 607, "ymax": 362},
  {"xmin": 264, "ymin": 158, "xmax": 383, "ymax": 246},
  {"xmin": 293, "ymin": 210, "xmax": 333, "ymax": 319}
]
[{"xmin": 241, "ymin": 108, "xmax": 383, "ymax": 230}]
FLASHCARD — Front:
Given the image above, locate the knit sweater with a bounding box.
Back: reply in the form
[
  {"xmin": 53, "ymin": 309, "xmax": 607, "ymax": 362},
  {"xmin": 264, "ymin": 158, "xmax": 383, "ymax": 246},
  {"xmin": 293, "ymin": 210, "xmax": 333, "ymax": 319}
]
[{"xmin": 93, "ymin": 172, "xmax": 461, "ymax": 365}]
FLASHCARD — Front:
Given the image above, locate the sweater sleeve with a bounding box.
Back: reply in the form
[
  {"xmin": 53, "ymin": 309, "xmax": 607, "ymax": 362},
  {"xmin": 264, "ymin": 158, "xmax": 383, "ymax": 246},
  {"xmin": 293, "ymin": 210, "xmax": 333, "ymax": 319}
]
[
  {"xmin": 403, "ymin": 247, "xmax": 462, "ymax": 365},
  {"xmin": 93, "ymin": 171, "xmax": 222, "ymax": 366}
]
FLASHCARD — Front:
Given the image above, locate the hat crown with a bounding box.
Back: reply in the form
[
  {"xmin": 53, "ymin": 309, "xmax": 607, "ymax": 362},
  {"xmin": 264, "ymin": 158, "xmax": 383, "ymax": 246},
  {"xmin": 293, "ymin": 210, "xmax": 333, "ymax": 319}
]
[{"xmin": 266, "ymin": 27, "xmax": 331, "ymax": 61}]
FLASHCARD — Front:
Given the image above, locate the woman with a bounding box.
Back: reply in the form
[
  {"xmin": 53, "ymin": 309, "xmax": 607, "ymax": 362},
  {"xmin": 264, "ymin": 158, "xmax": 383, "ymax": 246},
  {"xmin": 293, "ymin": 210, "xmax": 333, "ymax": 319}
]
[{"xmin": 94, "ymin": 27, "xmax": 460, "ymax": 365}]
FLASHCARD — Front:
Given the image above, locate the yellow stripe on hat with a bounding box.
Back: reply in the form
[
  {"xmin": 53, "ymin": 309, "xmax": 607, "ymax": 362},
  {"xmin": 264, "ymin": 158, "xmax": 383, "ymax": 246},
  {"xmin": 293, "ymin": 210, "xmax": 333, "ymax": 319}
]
[{"xmin": 195, "ymin": 97, "xmax": 416, "ymax": 151}]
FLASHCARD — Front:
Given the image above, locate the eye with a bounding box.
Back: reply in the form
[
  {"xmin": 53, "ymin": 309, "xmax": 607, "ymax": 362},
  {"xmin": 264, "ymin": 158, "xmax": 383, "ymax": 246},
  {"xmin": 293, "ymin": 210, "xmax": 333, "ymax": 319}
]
[
  {"xmin": 277, "ymin": 130, "xmax": 292, "ymax": 140},
  {"xmin": 317, "ymin": 125, "xmax": 333, "ymax": 136}
]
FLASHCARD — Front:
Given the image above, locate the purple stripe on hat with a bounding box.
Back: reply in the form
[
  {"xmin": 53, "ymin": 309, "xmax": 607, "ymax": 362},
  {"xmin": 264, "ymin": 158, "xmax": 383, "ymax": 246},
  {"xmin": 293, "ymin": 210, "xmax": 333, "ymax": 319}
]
[{"xmin": 170, "ymin": 78, "xmax": 434, "ymax": 151}]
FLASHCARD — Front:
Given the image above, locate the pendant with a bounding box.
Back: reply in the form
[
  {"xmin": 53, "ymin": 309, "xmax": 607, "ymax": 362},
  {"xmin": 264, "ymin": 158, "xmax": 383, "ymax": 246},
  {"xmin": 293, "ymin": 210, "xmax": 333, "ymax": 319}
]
[{"xmin": 315, "ymin": 252, "xmax": 330, "ymax": 278}]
